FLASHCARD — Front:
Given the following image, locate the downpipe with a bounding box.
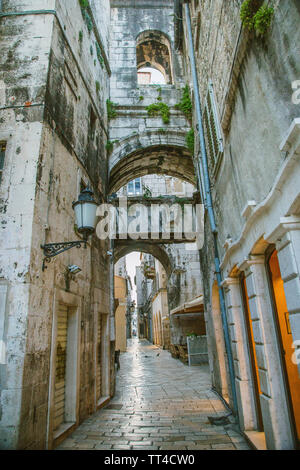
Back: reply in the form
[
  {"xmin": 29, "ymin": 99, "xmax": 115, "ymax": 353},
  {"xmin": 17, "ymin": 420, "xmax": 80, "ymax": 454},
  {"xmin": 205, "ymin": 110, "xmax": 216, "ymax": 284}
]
[{"xmin": 184, "ymin": 2, "xmax": 239, "ymax": 419}]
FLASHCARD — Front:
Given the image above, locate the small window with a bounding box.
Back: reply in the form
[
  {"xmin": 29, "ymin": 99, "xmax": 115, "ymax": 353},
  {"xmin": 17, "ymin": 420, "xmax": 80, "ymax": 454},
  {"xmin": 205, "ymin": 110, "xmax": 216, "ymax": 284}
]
[
  {"xmin": 203, "ymin": 82, "xmax": 223, "ymax": 176},
  {"xmin": 0, "ymin": 142, "xmax": 6, "ymax": 186},
  {"xmin": 127, "ymin": 178, "xmax": 142, "ymax": 196}
]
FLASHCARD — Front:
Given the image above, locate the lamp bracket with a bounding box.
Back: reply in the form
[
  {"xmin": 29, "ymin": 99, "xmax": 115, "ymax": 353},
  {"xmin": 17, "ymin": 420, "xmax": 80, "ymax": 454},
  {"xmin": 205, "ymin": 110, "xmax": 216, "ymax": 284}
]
[{"xmin": 41, "ymin": 240, "xmax": 87, "ymax": 271}]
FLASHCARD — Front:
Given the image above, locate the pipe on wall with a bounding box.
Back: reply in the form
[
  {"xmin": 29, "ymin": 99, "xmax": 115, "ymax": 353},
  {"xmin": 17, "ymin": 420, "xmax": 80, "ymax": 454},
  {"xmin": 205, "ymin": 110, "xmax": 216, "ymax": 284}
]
[{"xmin": 184, "ymin": 2, "xmax": 239, "ymax": 418}]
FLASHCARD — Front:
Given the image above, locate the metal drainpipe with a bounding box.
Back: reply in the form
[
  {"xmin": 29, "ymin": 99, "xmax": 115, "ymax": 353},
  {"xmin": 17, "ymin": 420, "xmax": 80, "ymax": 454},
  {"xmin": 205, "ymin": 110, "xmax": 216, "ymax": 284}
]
[{"xmin": 184, "ymin": 2, "xmax": 239, "ymax": 417}]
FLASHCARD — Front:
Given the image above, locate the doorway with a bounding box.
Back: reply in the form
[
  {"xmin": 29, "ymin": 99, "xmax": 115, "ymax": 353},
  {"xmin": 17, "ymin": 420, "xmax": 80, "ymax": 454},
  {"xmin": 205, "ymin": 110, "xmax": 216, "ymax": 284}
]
[
  {"xmin": 267, "ymin": 249, "xmax": 300, "ymax": 445},
  {"xmin": 240, "ymin": 275, "xmax": 264, "ymax": 432}
]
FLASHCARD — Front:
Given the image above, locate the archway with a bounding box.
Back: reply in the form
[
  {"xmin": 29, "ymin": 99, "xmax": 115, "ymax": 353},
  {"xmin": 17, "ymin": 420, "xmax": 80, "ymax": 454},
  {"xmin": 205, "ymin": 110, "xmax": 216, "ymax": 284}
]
[
  {"xmin": 108, "ymin": 131, "xmax": 195, "ymax": 194},
  {"xmin": 114, "ymin": 242, "xmax": 173, "ymax": 278},
  {"xmin": 136, "ymin": 30, "xmax": 173, "ymax": 84}
]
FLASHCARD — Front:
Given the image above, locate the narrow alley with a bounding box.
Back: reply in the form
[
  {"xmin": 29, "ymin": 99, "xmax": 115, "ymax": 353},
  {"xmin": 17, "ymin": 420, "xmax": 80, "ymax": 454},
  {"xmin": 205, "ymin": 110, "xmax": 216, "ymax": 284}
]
[
  {"xmin": 1, "ymin": 0, "xmax": 300, "ymax": 452},
  {"xmin": 57, "ymin": 340, "xmax": 251, "ymax": 451}
]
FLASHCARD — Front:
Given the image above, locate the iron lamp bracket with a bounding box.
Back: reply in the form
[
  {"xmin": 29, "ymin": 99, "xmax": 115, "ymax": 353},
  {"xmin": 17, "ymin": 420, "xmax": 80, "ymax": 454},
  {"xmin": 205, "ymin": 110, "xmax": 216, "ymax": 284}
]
[{"xmin": 41, "ymin": 240, "xmax": 87, "ymax": 271}]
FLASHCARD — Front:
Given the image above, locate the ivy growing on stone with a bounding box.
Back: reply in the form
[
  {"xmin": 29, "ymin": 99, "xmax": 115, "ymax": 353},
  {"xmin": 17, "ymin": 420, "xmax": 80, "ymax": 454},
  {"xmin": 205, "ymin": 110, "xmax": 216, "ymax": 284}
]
[
  {"xmin": 96, "ymin": 42, "xmax": 104, "ymax": 68},
  {"xmin": 79, "ymin": 0, "xmax": 93, "ymax": 32},
  {"xmin": 142, "ymin": 185, "xmax": 152, "ymax": 199},
  {"xmin": 175, "ymin": 85, "xmax": 192, "ymax": 121},
  {"xmin": 105, "ymin": 140, "xmax": 119, "ymax": 153},
  {"xmin": 95, "ymin": 81, "xmax": 100, "ymax": 93},
  {"xmin": 185, "ymin": 128, "xmax": 194, "ymax": 154},
  {"xmin": 253, "ymin": 5, "xmax": 274, "ymax": 35},
  {"xmin": 106, "ymin": 99, "xmax": 118, "ymax": 120},
  {"xmin": 146, "ymin": 102, "xmax": 170, "ymax": 124},
  {"xmin": 240, "ymin": 0, "xmax": 274, "ymax": 35}
]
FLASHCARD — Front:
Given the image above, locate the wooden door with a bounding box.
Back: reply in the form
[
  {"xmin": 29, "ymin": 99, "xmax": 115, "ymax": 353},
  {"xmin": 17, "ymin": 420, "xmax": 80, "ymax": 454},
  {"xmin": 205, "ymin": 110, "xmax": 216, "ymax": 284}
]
[{"xmin": 268, "ymin": 250, "xmax": 300, "ymax": 443}]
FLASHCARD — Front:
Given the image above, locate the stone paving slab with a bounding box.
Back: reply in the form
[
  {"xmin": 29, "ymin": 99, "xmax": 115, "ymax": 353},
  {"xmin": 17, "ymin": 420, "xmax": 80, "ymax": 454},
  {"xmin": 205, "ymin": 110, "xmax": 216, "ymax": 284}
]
[{"xmin": 57, "ymin": 339, "xmax": 251, "ymax": 451}]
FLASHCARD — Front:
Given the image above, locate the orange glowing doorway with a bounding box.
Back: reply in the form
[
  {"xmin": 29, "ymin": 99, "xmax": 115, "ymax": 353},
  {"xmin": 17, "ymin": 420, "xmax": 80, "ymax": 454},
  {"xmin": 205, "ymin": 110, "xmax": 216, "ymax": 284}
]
[{"xmin": 268, "ymin": 249, "xmax": 300, "ymax": 445}]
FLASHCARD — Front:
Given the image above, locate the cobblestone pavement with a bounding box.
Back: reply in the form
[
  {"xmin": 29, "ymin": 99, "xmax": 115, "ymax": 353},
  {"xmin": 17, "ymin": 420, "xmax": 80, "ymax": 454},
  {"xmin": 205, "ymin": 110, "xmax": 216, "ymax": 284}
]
[{"xmin": 57, "ymin": 338, "xmax": 251, "ymax": 450}]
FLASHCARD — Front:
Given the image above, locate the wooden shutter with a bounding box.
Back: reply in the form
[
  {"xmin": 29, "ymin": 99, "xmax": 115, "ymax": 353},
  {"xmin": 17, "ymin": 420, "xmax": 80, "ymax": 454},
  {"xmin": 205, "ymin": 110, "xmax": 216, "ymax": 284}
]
[
  {"xmin": 54, "ymin": 304, "xmax": 68, "ymax": 431},
  {"xmin": 203, "ymin": 82, "xmax": 223, "ymax": 175}
]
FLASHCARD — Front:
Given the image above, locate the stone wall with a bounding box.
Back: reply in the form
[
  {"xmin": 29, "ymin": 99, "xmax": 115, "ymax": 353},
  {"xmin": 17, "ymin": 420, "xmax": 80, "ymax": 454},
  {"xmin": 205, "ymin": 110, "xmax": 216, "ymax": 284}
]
[
  {"xmin": 181, "ymin": 0, "xmax": 300, "ymax": 448},
  {"xmin": 0, "ymin": 0, "xmax": 111, "ymax": 449}
]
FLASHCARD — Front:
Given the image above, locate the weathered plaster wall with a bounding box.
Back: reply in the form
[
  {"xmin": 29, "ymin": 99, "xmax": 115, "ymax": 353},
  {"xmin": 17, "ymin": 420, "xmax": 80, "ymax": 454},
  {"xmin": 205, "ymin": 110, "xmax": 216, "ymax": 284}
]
[
  {"xmin": 0, "ymin": 0, "xmax": 111, "ymax": 449},
  {"xmin": 0, "ymin": 2, "xmax": 55, "ymax": 449}
]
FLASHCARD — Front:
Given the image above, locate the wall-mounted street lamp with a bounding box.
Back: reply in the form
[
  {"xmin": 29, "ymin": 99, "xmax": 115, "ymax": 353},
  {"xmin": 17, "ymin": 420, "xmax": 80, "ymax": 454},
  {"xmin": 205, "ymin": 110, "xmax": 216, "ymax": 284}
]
[{"xmin": 41, "ymin": 187, "xmax": 98, "ymax": 271}]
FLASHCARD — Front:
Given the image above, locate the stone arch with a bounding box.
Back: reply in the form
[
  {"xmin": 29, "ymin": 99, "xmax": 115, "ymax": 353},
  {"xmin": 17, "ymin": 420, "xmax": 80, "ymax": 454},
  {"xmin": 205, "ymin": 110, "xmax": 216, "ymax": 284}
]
[
  {"xmin": 136, "ymin": 30, "xmax": 173, "ymax": 84},
  {"xmin": 114, "ymin": 241, "xmax": 173, "ymax": 278},
  {"xmin": 109, "ymin": 130, "xmax": 195, "ymax": 193}
]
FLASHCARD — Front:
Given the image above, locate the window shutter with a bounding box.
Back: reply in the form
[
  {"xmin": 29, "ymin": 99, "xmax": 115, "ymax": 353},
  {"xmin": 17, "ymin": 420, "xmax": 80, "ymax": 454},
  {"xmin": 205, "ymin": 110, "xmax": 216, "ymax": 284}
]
[{"xmin": 203, "ymin": 82, "xmax": 223, "ymax": 175}]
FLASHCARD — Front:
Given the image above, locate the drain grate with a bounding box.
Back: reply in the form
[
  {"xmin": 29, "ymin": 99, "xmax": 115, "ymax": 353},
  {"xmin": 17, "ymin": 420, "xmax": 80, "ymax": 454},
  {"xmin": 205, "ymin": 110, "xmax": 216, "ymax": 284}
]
[{"xmin": 106, "ymin": 404, "xmax": 123, "ymax": 410}]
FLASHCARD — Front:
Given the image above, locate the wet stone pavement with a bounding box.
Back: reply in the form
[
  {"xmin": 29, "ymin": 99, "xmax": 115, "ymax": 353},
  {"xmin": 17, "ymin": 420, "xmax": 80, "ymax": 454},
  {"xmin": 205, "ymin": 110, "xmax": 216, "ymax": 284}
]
[{"xmin": 57, "ymin": 339, "xmax": 251, "ymax": 450}]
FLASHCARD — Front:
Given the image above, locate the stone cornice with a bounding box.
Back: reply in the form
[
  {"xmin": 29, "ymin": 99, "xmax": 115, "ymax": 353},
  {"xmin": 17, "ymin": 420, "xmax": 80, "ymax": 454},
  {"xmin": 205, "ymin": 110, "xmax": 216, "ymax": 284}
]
[{"xmin": 220, "ymin": 122, "xmax": 300, "ymax": 272}]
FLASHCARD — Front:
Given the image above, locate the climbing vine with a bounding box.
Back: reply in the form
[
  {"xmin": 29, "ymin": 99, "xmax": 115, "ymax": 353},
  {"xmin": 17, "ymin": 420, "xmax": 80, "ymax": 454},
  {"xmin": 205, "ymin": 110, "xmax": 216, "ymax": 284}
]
[
  {"xmin": 106, "ymin": 99, "xmax": 118, "ymax": 120},
  {"xmin": 240, "ymin": 0, "xmax": 274, "ymax": 36},
  {"xmin": 96, "ymin": 42, "xmax": 104, "ymax": 68},
  {"xmin": 175, "ymin": 85, "xmax": 192, "ymax": 121},
  {"xmin": 142, "ymin": 185, "xmax": 152, "ymax": 199},
  {"xmin": 146, "ymin": 102, "xmax": 170, "ymax": 124},
  {"xmin": 105, "ymin": 140, "xmax": 119, "ymax": 154},
  {"xmin": 79, "ymin": 0, "xmax": 93, "ymax": 32},
  {"xmin": 78, "ymin": 0, "xmax": 105, "ymax": 70},
  {"xmin": 185, "ymin": 128, "xmax": 194, "ymax": 154},
  {"xmin": 253, "ymin": 4, "xmax": 274, "ymax": 35}
]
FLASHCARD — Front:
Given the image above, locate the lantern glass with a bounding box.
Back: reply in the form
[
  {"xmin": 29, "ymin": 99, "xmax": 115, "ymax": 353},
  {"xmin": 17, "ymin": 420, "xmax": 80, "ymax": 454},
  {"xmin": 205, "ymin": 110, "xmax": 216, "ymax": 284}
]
[{"xmin": 73, "ymin": 188, "xmax": 98, "ymax": 238}]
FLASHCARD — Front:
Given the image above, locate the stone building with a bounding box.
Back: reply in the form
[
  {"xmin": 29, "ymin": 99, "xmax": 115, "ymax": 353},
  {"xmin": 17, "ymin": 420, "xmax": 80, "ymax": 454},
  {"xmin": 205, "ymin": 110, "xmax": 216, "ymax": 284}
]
[
  {"xmin": 114, "ymin": 257, "xmax": 133, "ymax": 352},
  {"xmin": 0, "ymin": 0, "xmax": 299, "ymax": 452},
  {"xmin": 0, "ymin": 0, "xmax": 112, "ymax": 449},
  {"xmin": 176, "ymin": 0, "xmax": 300, "ymax": 450}
]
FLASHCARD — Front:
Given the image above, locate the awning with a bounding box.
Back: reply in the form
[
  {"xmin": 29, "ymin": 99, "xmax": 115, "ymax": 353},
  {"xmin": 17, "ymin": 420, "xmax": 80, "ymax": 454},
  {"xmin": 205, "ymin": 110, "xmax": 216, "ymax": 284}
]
[{"xmin": 170, "ymin": 295, "xmax": 204, "ymax": 316}]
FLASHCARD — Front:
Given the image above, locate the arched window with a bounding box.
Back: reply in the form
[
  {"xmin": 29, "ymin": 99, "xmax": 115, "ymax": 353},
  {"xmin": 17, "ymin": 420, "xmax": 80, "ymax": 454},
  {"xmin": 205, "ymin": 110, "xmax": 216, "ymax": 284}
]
[{"xmin": 136, "ymin": 30, "xmax": 173, "ymax": 85}]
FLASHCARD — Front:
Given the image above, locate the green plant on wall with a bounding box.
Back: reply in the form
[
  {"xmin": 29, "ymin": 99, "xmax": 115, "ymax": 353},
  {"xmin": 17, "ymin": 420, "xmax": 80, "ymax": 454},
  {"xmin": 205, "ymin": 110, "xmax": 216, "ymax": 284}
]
[
  {"xmin": 240, "ymin": 0, "xmax": 274, "ymax": 35},
  {"xmin": 254, "ymin": 4, "xmax": 274, "ymax": 35},
  {"xmin": 106, "ymin": 99, "xmax": 118, "ymax": 120},
  {"xmin": 96, "ymin": 42, "xmax": 104, "ymax": 68},
  {"xmin": 146, "ymin": 102, "xmax": 170, "ymax": 124},
  {"xmin": 79, "ymin": 0, "xmax": 93, "ymax": 32},
  {"xmin": 105, "ymin": 140, "xmax": 119, "ymax": 154},
  {"xmin": 79, "ymin": 0, "xmax": 89, "ymax": 7},
  {"xmin": 95, "ymin": 81, "xmax": 100, "ymax": 93},
  {"xmin": 175, "ymin": 85, "xmax": 192, "ymax": 121},
  {"xmin": 143, "ymin": 185, "xmax": 152, "ymax": 199},
  {"xmin": 78, "ymin": 30, "xmax": 83, "ymax": 43},
  {"xmin": 185, "ymin": 128, "xmax": 194, "ymax": 154}
]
